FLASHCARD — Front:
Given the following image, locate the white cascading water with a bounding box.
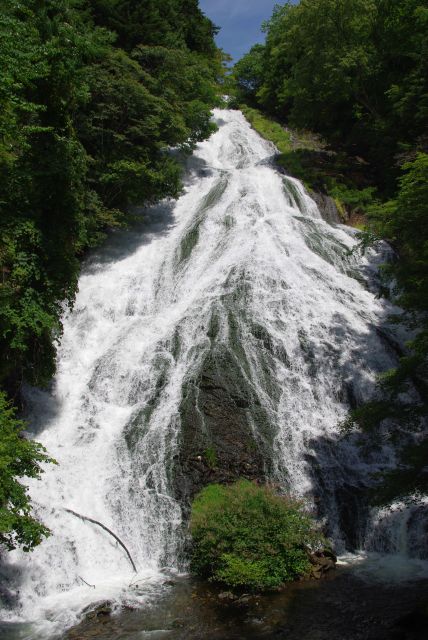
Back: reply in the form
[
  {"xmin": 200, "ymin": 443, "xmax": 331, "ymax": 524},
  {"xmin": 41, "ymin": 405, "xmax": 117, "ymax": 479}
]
[{"xmin": 1, "ymin": 109, "xmax": 427, "ymax": 636}]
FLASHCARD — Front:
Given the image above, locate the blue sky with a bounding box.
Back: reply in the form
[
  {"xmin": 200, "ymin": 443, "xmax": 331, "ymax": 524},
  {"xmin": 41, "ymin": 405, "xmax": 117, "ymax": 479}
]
[{"xmin": 199, "ymin": 0, "xmax": 284, "ymax": 62}]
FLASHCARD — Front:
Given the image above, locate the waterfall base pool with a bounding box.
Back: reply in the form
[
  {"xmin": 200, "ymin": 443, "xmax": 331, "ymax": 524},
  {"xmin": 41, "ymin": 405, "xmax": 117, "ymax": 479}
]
[
  {"xmin": 55, "ymin": 568, "xmax": 428, "ymax": 640},
  {"xmin": 2, "ymin": 562, "xmax": 427, "ymax": 640}
]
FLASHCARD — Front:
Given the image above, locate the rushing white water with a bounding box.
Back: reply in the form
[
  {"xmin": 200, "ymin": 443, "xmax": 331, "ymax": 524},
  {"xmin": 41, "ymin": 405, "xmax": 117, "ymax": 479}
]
[{"xmin": 1, "ymin": 109, "xmax": 426, "ymax": 636}]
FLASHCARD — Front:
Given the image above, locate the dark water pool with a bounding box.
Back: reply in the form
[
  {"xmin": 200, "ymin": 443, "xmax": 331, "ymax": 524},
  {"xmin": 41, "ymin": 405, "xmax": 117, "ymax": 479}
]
[
  {"xmin": 2, "ymin": 567, "xmax": 427, "ymax": 640},
  {"xmin": 63, "ymin": 569, "xmax": 427, "ymax": 640}
]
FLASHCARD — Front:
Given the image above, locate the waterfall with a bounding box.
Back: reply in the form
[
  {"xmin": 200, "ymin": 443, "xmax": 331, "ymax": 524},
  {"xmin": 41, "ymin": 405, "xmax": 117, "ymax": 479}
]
[{"xmin": 1, "ymin": 109, "xmax": 426, "ymax": 636}]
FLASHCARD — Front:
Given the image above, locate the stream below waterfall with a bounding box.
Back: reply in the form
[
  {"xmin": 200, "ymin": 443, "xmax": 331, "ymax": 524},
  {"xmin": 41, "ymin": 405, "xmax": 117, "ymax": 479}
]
[{"xmin": 0, "ymin": 109, "xmax": 427, "ymax": 639}]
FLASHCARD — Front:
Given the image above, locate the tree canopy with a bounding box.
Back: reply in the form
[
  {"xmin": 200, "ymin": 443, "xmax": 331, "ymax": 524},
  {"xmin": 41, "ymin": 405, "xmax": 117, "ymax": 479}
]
[
  {"xmin": 234, "ymin": 0, "xmax": 427, "ymax": 189},
  {"xmin": 0, "ymin": 0, "xmax": 221, "ymax": 395}
]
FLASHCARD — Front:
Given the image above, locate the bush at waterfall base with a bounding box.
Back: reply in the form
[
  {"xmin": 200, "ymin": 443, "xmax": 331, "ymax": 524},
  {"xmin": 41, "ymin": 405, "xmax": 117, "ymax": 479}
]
[{"xmin": 190, "ymin": 480, "xmax": 324, "ymax": 591}]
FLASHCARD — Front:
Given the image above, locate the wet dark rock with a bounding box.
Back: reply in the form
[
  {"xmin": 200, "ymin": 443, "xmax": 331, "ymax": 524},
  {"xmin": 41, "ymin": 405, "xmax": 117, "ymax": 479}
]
[
  {"xmin": 334, "ymin": 484, "xmax": 369, "ymax": 549},
  {"xmin": 174, "ymin": 345, "xmax": 272, "ymax": 504},
  {"xmin": 307, "ymin": 446, "xmax": 370, "ymax": 551},
  {"xmin": 0, "ymin": 585, "xmax": 18, "ymax": 609},
  {"xmin": 172, "ymin": 618, "xmax": 186, "ymax": 628},
  {"xmin": 374, "ymin": 326, "xmax": 406, "ymax": 359},
  {"xmin": 310, "ymin": 191, "xmax": 343, "ymax": 225},
  {"xmin": 407, "ymin": 506, "xmax": 428, "ymax": 559},
  {"xmin": 343, "ymin": 381, "xmax": 360, "ymax": 410},
  {"xmin": 218, "ymin": 591, "xmax": 238, "ymax": 602},
  {"xmin": 82, "ymin": 601, "xmax": 113, "ymax": 619},
  {"xmin": 308, "ymin": 550, "xmax": 337, "ymax": 579}
]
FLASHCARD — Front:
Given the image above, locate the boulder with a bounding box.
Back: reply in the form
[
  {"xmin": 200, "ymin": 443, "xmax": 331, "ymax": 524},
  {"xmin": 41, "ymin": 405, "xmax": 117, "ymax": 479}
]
[{"xmin": 309, "ymin": 549, "xmax": 337, "ymax": 579}]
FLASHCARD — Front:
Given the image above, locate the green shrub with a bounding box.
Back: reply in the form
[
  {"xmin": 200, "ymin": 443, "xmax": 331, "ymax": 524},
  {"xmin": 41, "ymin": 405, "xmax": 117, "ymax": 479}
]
[
  {"xmin": 190, "ymin": 480, "xmax": 324, "ymax": 591},
  {"xmin": 0, "ymin": 392, "xmax": 56, "ymax": 551},
  {"xmin": 329, "ymin": 183, "xmax": 376, "ymax": 212}
]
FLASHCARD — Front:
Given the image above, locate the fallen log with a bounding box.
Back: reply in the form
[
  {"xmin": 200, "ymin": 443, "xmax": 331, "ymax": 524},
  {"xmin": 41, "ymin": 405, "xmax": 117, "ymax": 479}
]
[{"xmin": 64, "ymin": 508, "xmax": 137, "ymax": 573}]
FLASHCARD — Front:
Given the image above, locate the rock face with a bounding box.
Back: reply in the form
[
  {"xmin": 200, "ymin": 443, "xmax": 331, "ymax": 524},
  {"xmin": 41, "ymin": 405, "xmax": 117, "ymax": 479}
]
[
  {"xmin": 310, "ymin": 191, "xmax": 343, "ymax": 225},
  {"xmin": 308, "ymin": 549, "xmax": 337, "ymax": 579},
  {"xmin": 173, "ymin": 345, "xmax": 272, "ymax": 506},
  {"xmin": 274, "ymin": 151, "xmax": 370, "ymax": 228}
]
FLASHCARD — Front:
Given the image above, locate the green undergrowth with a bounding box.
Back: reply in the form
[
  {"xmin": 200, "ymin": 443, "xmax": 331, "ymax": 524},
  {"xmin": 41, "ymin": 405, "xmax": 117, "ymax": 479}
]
[
  {"xmin": 241, "ymin": 105, "xmax": 374, "ymax": 225},
  {"xmin": 241, "ymin": 106, "xmax": 293, "ymax": 154},
  {"xmin": 190, "ymin": 479, "xmax": 325, "ymax": 591}
]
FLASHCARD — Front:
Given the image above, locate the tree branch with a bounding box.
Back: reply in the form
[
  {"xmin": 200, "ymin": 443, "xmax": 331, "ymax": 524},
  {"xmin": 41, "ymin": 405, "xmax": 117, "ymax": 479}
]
[{"xmin": 64, "ymin": 508, "xmax": 137, "ymax": 573}]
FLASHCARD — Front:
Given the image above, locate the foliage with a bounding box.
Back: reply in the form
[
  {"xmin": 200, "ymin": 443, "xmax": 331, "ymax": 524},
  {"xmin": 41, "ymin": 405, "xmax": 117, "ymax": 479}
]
[
  {"xmin": 241, "ymin": 107, "xmax": 375, "ymax": 217},
  {"xmin": 234, "ymin": 0, "xmax": 428, "ymax": 193},
  {"xmin": 368, "ymin": 153, "xmax": 428, "ymax": 317},
  {"xmin": 204, "ymin": 446, "xmax": 217, "ymax": 469},
  {"xmin": 233, "ymin": 44, "xmax": 265, "ymax": 106},
  {"xmin": 0, "ymin": 392, "xmax": 55, "ymax": 551},
  {"xmin": 329, "ymin": 184, "xmax": 375, "ymax": 213},
  {"xmin": 90, "ymin": 0, "xmax": 219, "ymax": 56},
  {"xmin": 0, "ymin": 0, "xmax": 221, "ymax": 393},
  {"xmin": 190, "ymin": 480, "xmax": 324, "ymax": 591},
  {"xmin": 366, "ymin": 152, "xmax": 428, "ymax": 411}
]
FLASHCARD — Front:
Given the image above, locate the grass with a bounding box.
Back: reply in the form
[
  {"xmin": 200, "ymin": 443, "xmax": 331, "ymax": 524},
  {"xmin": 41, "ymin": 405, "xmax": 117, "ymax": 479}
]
[
  {"xmin": 241, "ymin": 105, "xmax": 293, "ymax": 154},
  {"xmin": 205, "ymin": 446, "xmax": 218, "ymax": 469}
]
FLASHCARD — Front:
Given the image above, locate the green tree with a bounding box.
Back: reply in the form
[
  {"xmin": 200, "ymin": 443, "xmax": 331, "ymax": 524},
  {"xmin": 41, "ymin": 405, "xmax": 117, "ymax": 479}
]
[
  {"xmin": 0, "ymin": 392, "xmax": 55, "ymax": 551},
  {"xmin": 242, "ymin": 0, "xmax": 427, "ymax": 190},
  {"xmin": 0, "ymin": 0, "xmax": 221, "ymax": 394},
  {"xmin": 90, "ymin": 0, "xmax": 219, "ymax": 55},
  {"xmin": 369, "ymin": 153, "xmax": 428, "ymax": 318},
  {"xmin": 233, "ymin": 44, "xmax": 265, "ymax": 105},
  {"xmin": 258, "ymin": 0, "xmax": 382, "ymax": 156}
]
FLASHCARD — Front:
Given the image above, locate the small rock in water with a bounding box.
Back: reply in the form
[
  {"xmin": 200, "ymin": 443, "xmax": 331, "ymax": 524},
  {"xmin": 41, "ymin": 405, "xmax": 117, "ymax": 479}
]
[
  {"xmin": 218, "ymin": 591, "xmax": 238, "ymax": 601},
  {"xmin": 82, "ymin": 601, "xmax": 113, "ymax": 620},
  {"xmin": 309, "ymin": 549, "xmax": 337, "ymax": 579},
  {"xmin": 0, "ymin": 586, "xmax": 18, "ymax": 608}
]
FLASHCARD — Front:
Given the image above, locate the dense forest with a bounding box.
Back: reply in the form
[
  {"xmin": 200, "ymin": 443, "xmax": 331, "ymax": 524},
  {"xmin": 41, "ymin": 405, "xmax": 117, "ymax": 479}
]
[
  {"xmin": 0, "ymin": 0, "xmax": 222, "ymax": 551},
  {"xmin": 233, "ymin": 0, "xmax": 428, "ymax": 498}
]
